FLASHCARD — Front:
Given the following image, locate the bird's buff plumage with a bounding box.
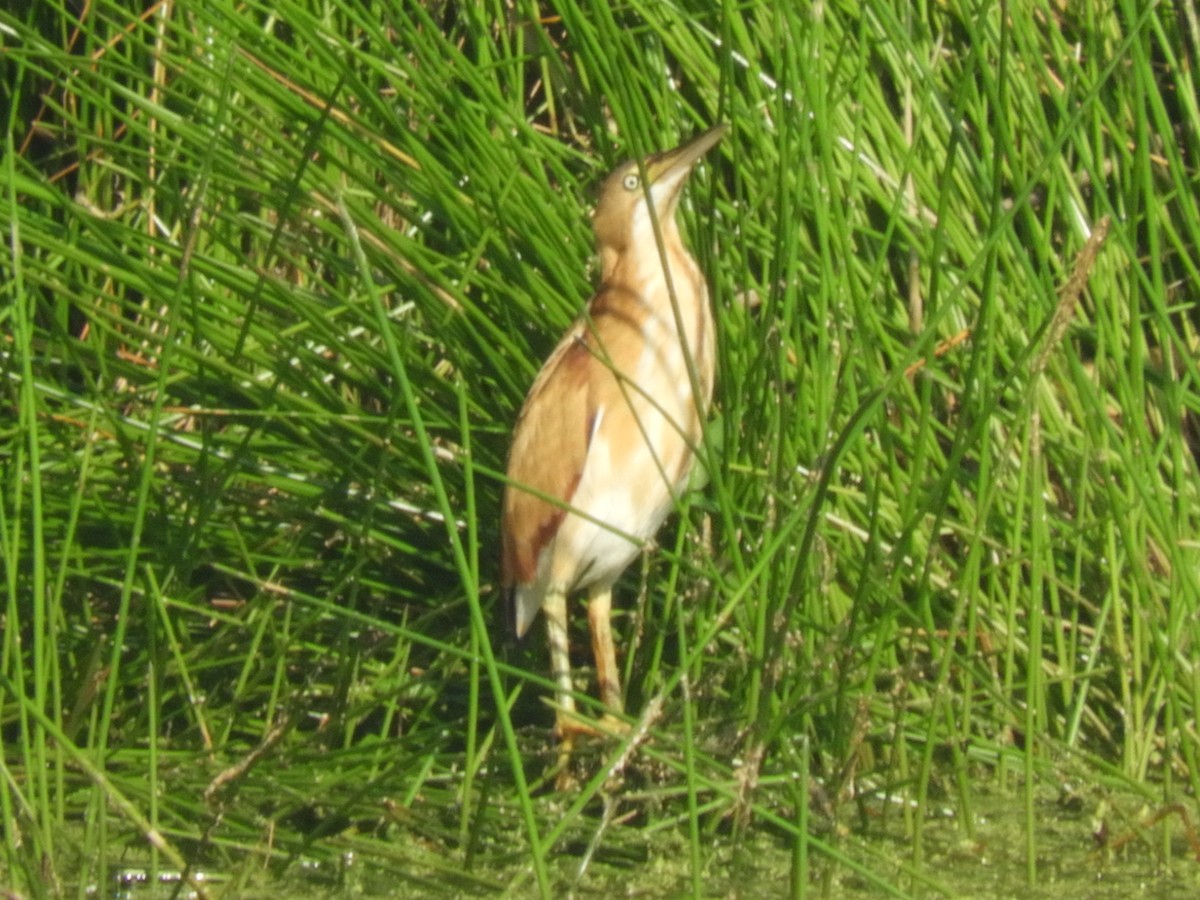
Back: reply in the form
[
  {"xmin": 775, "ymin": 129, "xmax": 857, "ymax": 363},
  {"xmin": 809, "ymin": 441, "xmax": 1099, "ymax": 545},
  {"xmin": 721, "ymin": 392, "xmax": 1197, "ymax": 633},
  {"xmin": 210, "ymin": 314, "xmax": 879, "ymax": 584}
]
[{"xmin": 500, "ymin": 125, "xmax": 726, "ymax": 783}]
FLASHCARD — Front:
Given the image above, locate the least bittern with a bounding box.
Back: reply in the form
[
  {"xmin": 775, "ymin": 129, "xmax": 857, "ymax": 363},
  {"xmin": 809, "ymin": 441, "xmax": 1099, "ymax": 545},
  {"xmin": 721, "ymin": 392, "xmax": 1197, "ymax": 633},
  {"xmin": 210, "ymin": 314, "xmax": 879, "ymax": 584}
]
[{"xmin": 500, "ymin": 125, "xmax": 726, "ymax": 775}]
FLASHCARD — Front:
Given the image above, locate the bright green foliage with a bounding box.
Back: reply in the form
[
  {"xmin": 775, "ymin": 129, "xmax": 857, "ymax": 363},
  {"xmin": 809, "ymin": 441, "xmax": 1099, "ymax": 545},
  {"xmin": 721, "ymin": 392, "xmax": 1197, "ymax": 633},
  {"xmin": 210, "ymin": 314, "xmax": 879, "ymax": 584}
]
[{"xmin": 3, "ymin": 1, "xmax": 1199, "ymax": 896}]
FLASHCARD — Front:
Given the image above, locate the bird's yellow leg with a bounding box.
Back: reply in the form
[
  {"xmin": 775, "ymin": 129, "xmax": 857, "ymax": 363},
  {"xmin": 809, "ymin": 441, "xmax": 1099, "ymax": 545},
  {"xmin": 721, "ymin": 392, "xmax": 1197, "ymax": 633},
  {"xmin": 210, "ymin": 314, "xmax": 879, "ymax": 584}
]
[
  {"xmin": 545, "ymin": 584, "xmax": 630, "ymax": 790},
  {"xmin": 588, "ymin": 585, "xmax": 631, "ymax": 736},
  {"xmin": 543, "ymin": 584, "xmax": 578, "ymax": 771}
]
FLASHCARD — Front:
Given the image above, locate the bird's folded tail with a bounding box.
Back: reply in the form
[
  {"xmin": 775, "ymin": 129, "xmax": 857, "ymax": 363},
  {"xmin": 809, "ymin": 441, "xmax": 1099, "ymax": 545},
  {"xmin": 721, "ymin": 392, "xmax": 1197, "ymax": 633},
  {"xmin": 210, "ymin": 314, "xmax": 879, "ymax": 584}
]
[{"xmin": 510, "ymin": 582, "xmax": 543, "ymax": 640}]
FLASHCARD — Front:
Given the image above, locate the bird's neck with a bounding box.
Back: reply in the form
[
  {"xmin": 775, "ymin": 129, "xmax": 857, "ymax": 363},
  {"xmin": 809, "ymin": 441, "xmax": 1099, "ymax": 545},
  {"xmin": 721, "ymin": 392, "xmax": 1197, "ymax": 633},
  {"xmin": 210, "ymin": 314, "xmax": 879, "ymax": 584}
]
[{"xmin": 599, "ymin": 218, "xmax": 700, "ymax": 315}]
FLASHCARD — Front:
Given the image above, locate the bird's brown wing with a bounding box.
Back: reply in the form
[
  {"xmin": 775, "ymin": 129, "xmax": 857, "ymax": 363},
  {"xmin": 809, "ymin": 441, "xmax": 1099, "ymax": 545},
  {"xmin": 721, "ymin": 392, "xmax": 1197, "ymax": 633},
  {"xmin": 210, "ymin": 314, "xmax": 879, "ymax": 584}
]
[{"xmin": 500, "ymin": 291, "xmax": 645, "ymax": 591}]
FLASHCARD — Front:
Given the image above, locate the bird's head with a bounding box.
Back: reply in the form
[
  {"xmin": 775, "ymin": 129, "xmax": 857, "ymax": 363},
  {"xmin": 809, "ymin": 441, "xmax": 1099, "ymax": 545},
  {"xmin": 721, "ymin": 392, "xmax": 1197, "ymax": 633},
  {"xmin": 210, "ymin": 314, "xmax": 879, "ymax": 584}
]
[{"xmin": 592, "ymin": 124, "xmax": 726, "ymax": 274}]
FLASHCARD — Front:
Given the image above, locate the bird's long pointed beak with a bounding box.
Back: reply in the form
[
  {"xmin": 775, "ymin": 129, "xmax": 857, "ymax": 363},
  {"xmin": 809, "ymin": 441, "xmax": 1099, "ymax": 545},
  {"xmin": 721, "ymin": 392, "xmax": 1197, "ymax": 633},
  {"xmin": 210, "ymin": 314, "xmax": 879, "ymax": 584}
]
[{"xmin": 646, "ymin": 124, "xmax": 728, "ymax": 184}]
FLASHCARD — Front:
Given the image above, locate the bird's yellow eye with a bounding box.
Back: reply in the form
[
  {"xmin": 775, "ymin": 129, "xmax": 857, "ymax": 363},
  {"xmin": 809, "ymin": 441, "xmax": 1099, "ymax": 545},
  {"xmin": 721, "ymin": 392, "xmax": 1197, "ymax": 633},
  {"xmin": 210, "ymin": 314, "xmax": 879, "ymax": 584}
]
[{"xmin": 622, "ymin": 173, "xmax": 640, "ymax": 191}]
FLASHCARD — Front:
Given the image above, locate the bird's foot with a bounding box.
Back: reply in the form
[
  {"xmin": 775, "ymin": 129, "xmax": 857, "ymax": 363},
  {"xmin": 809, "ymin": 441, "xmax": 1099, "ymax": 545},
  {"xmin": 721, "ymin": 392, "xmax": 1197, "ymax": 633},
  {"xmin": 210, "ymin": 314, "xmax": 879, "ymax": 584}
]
[
  {"xmin": 551, "ymin": 710, "xmax": 632, "ymax": 791},
  {"xmin": 555, "ymin": 709, "xmax": 630, "ymax": 740},
  {"xmin": 594, "ymin": 712, "xmax": 632, "ymax": 738}
]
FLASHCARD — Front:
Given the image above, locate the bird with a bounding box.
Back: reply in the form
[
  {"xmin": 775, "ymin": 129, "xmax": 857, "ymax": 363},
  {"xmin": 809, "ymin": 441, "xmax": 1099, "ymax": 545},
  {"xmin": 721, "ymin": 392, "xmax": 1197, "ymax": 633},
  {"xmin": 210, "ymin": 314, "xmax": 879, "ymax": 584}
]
[{"xmin": 500, "ymin": 124, "xmax": 726, "ymax": 778}]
